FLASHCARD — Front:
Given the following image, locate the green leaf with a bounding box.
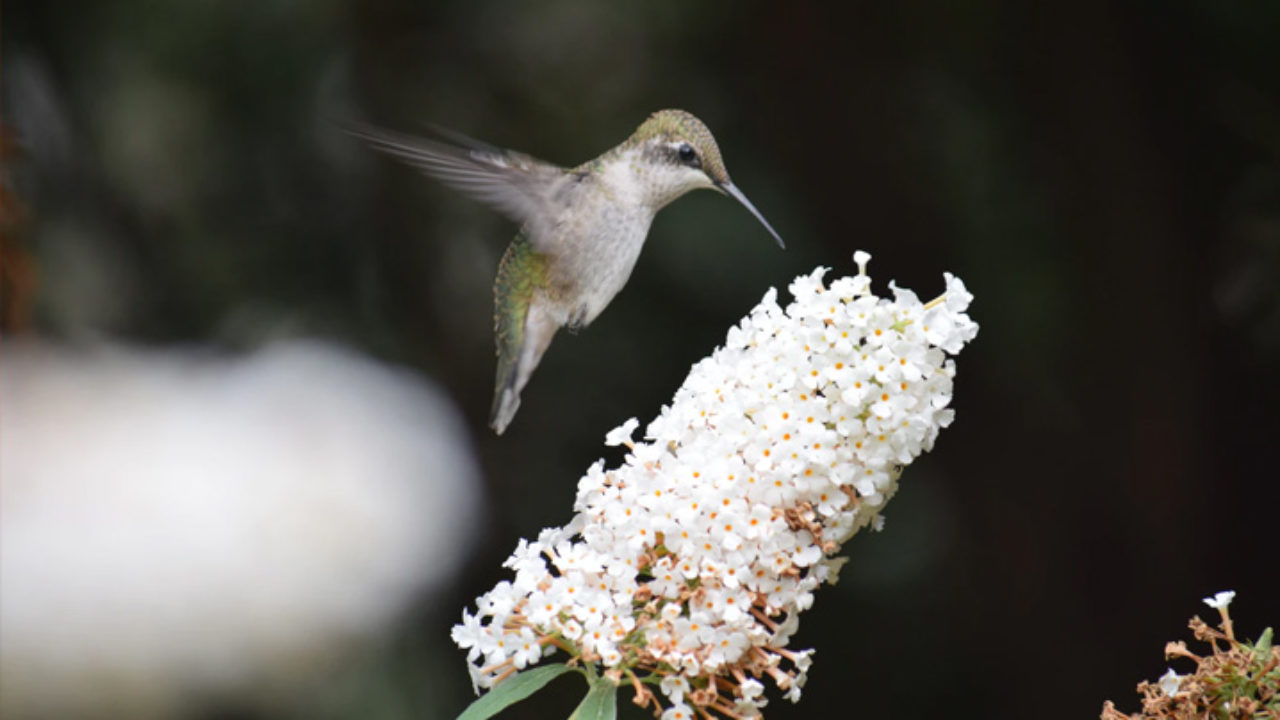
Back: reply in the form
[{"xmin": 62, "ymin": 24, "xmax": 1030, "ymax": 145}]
[
  {"xmin": 567, "ymin": 676, "xmax": 618, "ymax": 720},
  {"xmin": 1252, "ymin": 627, "xmax": 1273, "ymax": 664},
  {"xmin": 456, "ymin": 664, "xmax": 581, "ymax": 720}
]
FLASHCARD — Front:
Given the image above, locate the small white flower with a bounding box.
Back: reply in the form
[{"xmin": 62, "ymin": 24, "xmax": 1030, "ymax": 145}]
[
  {"xmin": 466, "ymin": 662, "xmax": 490, "ymax": 695},
  {"xmin": 784, "ymin": 683, "xmax": 803, "ymax": 703},
  {"xmin": 1203, "ymin": 590, "xmax": 1236, "ymax": 610},
  {"xmin": 739, "ymin": 677, "xmax": 766, "ymax": 701},
  {"xmin": 852, "ymin": 250, "xmax": 871, "ymax": 275},
  {"xmin": 943, "ymin": 272, "xmax": 974, "ymax": 312},
  {"xmin": 1157, "ymin": 668, "xmax": 1181, "ymax": 696},
  {"xmin": 659, "ymin": 674, "xmax": 689, "ymax": 704},
  {"xmin": 661, "ymin": 703, "xmax": 695, "ymax": 720},
  {"xmin": 450, "ymin": 610, "xmax": 485, "ymax": 662},
  {"xmin": 510, "ymin": 627, "xmax": 542, "ymax": 669},
  {"xmin": 604, "ymin": 417, "xmax": 640, "ymax": 446}
]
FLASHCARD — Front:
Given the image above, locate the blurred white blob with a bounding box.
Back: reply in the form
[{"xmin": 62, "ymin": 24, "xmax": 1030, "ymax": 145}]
[{"xmin": 0, "ymin": 340, "xmax": 483, "ymax": 719}]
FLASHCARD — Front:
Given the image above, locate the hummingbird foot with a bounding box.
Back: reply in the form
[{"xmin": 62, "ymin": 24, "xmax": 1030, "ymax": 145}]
[{"xmin": 565, "ymin": 307, "xmax": 589, "ymax": 335}]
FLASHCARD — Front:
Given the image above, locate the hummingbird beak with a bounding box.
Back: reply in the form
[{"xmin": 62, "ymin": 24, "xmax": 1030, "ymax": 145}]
[{"xmin": 717, "ymin": 181, "xmax": 785, "ymax": 249}]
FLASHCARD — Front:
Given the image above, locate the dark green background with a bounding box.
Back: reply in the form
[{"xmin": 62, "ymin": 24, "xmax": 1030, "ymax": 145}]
[{"xmin": 5, "ymin": 1, "xmax": 1280, "ymax": 718}]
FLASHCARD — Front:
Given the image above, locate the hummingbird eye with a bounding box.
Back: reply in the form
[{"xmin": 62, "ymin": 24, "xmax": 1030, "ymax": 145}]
[{"xmin": 677, "ymin": 142, "xmax": 701, "ymax": 168}]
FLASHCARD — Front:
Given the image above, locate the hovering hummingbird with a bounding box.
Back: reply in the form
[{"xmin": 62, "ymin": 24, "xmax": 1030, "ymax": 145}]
[{"xmin": 350, "ymin": 109, "xmax": 784, "ymax": 434}]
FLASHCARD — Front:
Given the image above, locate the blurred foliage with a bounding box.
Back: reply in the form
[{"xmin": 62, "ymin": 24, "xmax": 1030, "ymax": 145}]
[{"xmin": 4, "ymin": 0, "xmax": 1280, "ymax": 719}]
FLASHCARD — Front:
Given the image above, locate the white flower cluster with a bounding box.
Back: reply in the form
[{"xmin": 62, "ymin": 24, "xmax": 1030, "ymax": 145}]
[{"xmin": 453, "ymin": 253, "xmax": 978, "ymax": 718}]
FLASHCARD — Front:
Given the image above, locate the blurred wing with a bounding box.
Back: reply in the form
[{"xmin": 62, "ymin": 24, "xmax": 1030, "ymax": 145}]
[{"xmin": 348, "ymin": 123, "xmax": 571, "ymax": 241}]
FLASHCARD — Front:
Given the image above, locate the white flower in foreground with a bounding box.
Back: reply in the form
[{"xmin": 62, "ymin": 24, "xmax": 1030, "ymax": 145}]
[
  {"xmin": 2, "ymin": 341, "xmax": 482, "ymax": 719},
  {"xmin": 1203, "ymin": 590, "xmax": 1236, "ymax": 610},
  {"xmin": 454, "ymin": 254, "xmax": 978, "ymax": 717}
]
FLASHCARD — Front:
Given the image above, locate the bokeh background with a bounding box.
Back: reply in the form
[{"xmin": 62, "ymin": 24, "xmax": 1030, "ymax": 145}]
[{"xmin": 4, "ymin": 1, "xmax": 1280, "ymax": 718}]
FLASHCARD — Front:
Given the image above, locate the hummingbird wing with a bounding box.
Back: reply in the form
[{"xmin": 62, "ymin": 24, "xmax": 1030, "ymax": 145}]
[{"xmin": 348, "ymin": 123, "xmax": 574, "ymax": 246}]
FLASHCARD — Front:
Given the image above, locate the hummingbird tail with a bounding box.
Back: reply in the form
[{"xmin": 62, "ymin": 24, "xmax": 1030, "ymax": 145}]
[
  {"xmin": 489, "ymin": 307, "xmax": 558, "ymax": 435},
  {"xmin": 490, "ymin": 235, "xmax": 553, "ymax": 435},
  {"xmin": 489, "ymin": 383, "xmax": 521, "ymax": 435}
]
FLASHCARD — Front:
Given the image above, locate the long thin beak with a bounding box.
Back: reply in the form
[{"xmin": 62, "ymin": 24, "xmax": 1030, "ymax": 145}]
[{"xmin": 719, "ymin": 182, "xmax": 785, "ymax": 249}]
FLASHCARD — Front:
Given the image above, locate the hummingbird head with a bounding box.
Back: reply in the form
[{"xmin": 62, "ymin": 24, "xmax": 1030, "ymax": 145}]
[{"xmin": 629, "ymin": 109, "xmax": 785, "ymax": 248}]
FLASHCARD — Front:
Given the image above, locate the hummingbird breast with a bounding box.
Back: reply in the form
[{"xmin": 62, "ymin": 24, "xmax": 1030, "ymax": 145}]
[{"xmin": 541, "ymin": 199, "xmax": 654, "ymax": 328}]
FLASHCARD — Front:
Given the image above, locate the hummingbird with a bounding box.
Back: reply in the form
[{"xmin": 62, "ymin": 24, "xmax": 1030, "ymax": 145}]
[{"xmin": 350, "ymin": 109, "xmax": 784, "ymax": 434}]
